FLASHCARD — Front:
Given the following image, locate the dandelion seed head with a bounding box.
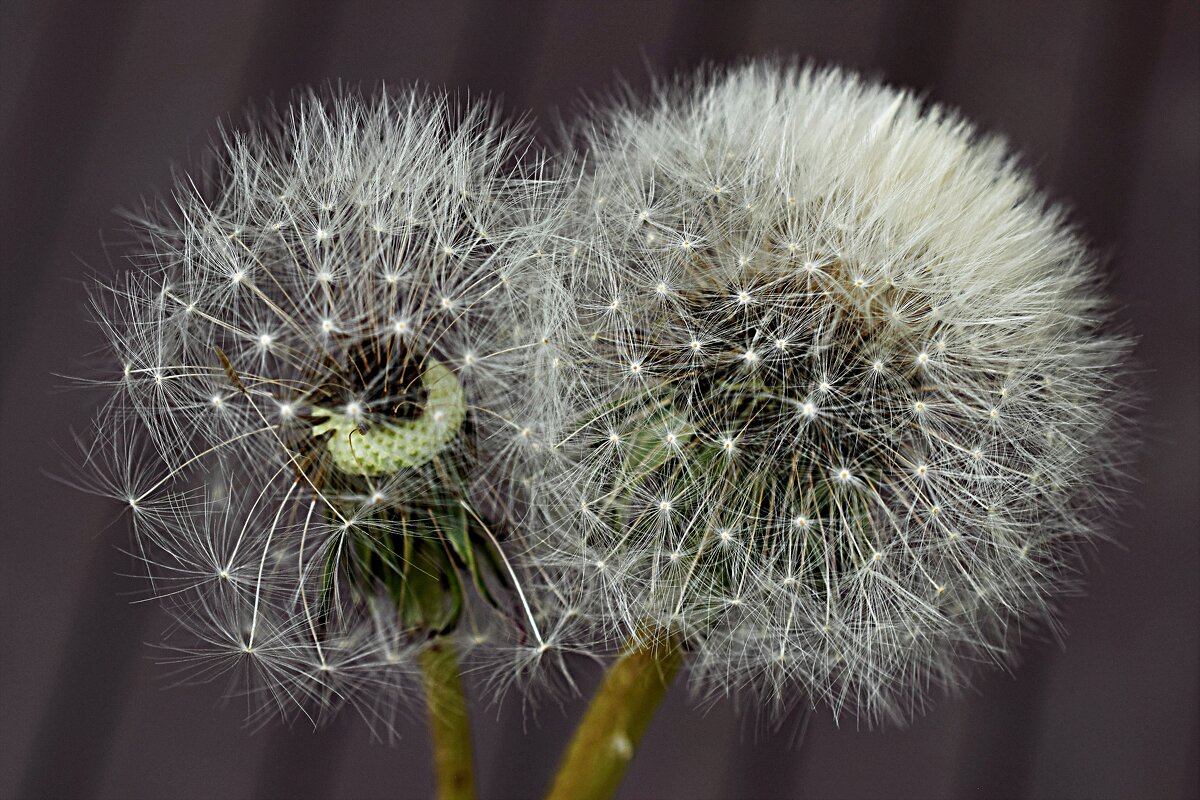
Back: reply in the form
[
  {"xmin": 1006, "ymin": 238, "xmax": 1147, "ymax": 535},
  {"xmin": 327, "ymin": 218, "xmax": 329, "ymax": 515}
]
[
  {"xmin": 81, "ymin": 85, "xmax": 570, "ymax": 727},
  {"xmin": 529, "ymin": 61, "xmax": 1135, "ymax": 725}
]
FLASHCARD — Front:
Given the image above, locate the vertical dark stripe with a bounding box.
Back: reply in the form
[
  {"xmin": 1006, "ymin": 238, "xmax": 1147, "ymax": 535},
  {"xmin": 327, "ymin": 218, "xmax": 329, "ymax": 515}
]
[
  {"xmin": 10, "ymin": 2, "xmax": 142, "ymax": 796},
  {"xmin": 450, "ymin": 0, "xmax": 551, "ymax": 111},
  {"xmin": 0, "ymin": 0, "xmax": 138, "ymax": 382},
  {"xmin": 487, "ymin": 678, "xmax": 602, "ymax": 800},
  {"xmin": 252, "ymin": 714, "xmax": 354, "ymax": 800},
  {"xmin": 16, "ymin": 539, "xmax": 153, "ymax": 799},
  {"xmin": 953, "ymin": 3, "xmax": 1168, "ymax": 798},
  {"xmin": 233, "ymin": 0, "xmax": 345, "ymax": 102},
  {"xmin": 720, "ymin": 706, "xmax": 813, "ymax": 800},
  {"xmin": 19, "ymin": 2, "xmax": 348, "ymax": 797},
  {"xmin": 874, "ymin": 0, "xmax": 964, "ymax": 92},
  {"xmin": 1186, "ymin": 696, "xmax": 1200, "ymax": 798},
  {"xmin": 665, "ymin": 0, "xmax": 759, "ymax": 72},
  {"xmin": 1053, "ymin": 1, "xmax": 1170, "ymax": 237}
]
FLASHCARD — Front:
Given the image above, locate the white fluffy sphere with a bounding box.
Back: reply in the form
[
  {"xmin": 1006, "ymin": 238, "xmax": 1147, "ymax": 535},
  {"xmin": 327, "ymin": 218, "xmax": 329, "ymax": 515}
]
[
  {"xmin": 86, "ymin": 87, "xmax": 563, "ymax": 728},
  {"xmin": 532, "ymin": 63, "xmax": 1133, "ymax": 723}
]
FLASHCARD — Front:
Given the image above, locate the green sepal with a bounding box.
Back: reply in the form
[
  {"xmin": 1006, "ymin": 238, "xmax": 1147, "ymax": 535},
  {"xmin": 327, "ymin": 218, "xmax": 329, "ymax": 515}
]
[
  {"xmin": 469, "ymin": 524, "xmax": 511, "ymax": 601},
  {"xmin": 432, "ymin": 498, "xmax": 475, "ymax": 578},
  {"xmin": 314, "ymin": 474, "xmax": 518, "ymax": 638},
  {"xmin": 397, "ymin": 536, "xmax": 464, "ymax": 634},
  {"xmin": 431, "ymin": 497, "xmax": 508, "ymax": 610}
]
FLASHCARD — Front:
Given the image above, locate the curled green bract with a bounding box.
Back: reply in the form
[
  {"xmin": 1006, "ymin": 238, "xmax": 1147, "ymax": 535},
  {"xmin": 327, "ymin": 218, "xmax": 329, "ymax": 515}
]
[{"xmin": 312, "ymin": 358, "xmax": 467, "ymax": 476}]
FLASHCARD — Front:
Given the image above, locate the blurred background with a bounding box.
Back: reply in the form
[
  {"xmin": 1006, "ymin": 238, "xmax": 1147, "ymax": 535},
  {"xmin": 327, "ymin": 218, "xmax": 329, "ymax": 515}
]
[{"xmin": 1, "ymin": 1, "xmax": 1196, "ymax": 798}]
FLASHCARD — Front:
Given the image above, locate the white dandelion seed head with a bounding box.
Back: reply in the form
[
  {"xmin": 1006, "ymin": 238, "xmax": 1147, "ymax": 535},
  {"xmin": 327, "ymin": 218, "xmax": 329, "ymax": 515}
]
[
  {"xmin": 79, "ymin": 85, "xmax": 573, "ymax": 727},
  {"xmin": 529, "ymin": 61, "xmax": 1135, "ymax": 725}
]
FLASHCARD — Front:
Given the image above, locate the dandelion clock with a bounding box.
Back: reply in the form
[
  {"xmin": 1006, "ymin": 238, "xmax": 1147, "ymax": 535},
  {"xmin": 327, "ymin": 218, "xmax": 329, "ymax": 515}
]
[
  {"xmin": 535, "ymin": 62, "xmax": 1134, "ymax": 798},
  {"xmin": 80, "ymin": 86, "xmax": 563, "ymax": 799}
]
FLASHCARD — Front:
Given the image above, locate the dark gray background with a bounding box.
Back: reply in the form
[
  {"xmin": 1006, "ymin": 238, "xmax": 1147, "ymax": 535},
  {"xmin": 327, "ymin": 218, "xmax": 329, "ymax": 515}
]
[{"xmin": 1, "ymin": 2, "xmax": 1196, "ymax": 798}]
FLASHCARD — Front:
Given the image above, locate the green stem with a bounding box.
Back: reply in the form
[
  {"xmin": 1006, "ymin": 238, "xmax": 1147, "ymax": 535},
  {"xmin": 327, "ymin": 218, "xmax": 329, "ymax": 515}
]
[
  {"xmin": 546, "ymin": 632, "xmax": 684, "ymax": 800},
  {"xmin": 418, "ymin": 639, "xmax": 476, "ymax": 800}
]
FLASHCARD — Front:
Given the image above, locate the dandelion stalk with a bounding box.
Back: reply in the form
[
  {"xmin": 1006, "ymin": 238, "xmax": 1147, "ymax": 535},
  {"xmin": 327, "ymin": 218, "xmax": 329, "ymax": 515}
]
[
  {"xmin": 546, "ymin": 630, "xmax": 683, "ymax": 800},
  {"xmin": 419, "ymin": 638, "xmax": 476, "ymax": 800}
]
